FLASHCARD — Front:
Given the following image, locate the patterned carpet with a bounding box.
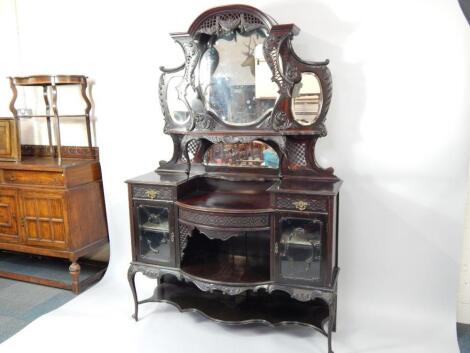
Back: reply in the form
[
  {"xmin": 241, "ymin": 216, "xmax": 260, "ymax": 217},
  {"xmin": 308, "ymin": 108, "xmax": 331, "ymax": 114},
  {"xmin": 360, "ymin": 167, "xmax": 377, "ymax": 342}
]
[{"xmin": 0, "ymin": 278, "xmax": 75, "ymax": 343}]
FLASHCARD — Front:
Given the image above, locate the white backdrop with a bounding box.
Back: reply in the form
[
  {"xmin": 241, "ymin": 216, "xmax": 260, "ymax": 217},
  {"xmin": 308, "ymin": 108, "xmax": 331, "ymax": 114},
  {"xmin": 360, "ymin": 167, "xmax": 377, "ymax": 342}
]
[{"xmin": 0, "ymin": 0, "xmax": 469, "ymax": 352}]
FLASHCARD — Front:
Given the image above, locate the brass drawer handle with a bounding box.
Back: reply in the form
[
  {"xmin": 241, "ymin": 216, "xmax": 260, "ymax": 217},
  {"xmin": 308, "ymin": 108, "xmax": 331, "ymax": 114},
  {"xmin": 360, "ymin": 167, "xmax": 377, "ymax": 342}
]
[
  {"xmin": 292, "ymin": 200, "xmax": 309, "ymax": 211},
  {"xmin": 145, "ymin": 190, "xmax": 159, "ymax": 199}
]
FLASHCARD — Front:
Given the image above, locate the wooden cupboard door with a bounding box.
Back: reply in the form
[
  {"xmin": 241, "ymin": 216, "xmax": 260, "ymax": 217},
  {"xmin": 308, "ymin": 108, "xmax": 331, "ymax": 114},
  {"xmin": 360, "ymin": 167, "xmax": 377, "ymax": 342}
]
[
  {"xmin": 0, "ymin": 119, "xmax": 19, "ymax": 160},
  {"xmin": 19, "ymin": 190, "xmax": 68, "ymax": 249},
  {"xmin": 0, "ymin": 120, "xmax": 12, "ymax": 156},
  {"xmin": 0, "ymin": 188, "xmax": 19, "ymax": 243}
]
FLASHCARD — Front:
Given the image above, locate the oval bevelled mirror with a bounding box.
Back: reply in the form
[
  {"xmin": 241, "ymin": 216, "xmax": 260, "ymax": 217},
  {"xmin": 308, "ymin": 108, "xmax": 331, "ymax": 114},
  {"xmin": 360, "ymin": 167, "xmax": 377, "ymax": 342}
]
[
  {"xmin": 292, "ymin": 72, "xmax": 323, "ymax": 126},
  {"xmin": 197, "ymin": 29, "xmax": 279, "ymax": 126},
  {"xmin": 166, "ymin": 75, "xmax": 190, "ymax": 125}
]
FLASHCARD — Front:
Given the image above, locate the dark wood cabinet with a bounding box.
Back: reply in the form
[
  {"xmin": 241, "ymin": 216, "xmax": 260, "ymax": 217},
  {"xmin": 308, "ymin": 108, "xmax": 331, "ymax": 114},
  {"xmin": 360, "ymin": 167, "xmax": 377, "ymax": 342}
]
[{"xmin": 127, "ymin": 5, "xmax": 341, "ymax": 353}]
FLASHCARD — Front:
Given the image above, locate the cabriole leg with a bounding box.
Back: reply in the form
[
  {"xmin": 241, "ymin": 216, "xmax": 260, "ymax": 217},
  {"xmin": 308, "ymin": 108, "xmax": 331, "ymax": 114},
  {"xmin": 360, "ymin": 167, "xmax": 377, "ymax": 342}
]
[
  {"xmin": 127, "ymin": 264, "xmax": 139, "ymax": 321},
  {"xmin": 327, "ymin": 297, "xmax": 336, "ymax": 353},
  {"xmin": 333, "ymin": 294, "xmax": 337, "ymax": 332}
]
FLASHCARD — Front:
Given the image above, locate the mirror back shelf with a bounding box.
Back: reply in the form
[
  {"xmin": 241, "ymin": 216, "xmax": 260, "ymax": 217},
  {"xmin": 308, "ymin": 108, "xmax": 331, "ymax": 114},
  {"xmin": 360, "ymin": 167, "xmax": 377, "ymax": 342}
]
[{"xmin": 158, "ymin": 4, "xmax": 337, "ymax": 181}]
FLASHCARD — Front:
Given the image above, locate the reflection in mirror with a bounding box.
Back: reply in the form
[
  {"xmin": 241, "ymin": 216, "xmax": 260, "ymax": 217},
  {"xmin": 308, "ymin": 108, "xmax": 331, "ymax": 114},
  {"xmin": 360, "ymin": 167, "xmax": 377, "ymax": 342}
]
[
  {"xmin": 292, "ymin": 72, "xmax": 322, "ymax": 126},
  {"xmin": 167, "ymin": 75, "xmax": 190, "ymax": 125},
  {"xmin": 198, "ymin": 29, "xmax": 279, "ymax": 126},
  {"xmin": 204, "ymin": 141, "xmax": 279, "ymax": 168}
]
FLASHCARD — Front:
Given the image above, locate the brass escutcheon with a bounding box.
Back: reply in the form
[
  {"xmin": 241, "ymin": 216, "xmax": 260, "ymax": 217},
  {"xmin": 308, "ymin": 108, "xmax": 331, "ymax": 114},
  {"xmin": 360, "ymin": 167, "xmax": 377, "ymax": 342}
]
[
  {"xmin": 145, "ymin": 189, "xmax": 159, "ymax": 199},
  {"xmin": 292, "ymin": 200, "xmax": 309, "ymax": 211}
]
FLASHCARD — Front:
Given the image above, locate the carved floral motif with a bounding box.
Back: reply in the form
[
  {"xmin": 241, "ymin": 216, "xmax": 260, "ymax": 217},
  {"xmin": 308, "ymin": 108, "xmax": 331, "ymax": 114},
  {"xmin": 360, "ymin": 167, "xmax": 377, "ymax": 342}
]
[
  {"xmin": 195, "ymin": 12, "xmax": 266, "ymax": 36},
  {"xmin": 194, "ymin": 113, "xmax": 215, "ymax": 130},
  {"xmin": 273, "ymin": 111, "xmax": 292, "ymax": 131},
  {"xmin": 263, "ymin": 31, "xmax": 294, "ymax": 97}
]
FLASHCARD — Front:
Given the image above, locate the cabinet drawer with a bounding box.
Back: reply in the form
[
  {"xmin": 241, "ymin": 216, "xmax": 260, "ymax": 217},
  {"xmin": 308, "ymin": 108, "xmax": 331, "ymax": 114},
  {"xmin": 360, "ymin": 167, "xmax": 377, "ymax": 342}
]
[
  {"xmin": 275, "ymin": 194, "xmax": 328, "ymax": 213},
  {"xmin": 179, "ymin": 208, "xmax": 270, "ymax": 228},
  {"xmin": 3, "ymin": 170, "xmax": 64, "ymax": 186},
  {"xmin": 132, "ymin": 185, "xmax": 173, "ymax": 201}
]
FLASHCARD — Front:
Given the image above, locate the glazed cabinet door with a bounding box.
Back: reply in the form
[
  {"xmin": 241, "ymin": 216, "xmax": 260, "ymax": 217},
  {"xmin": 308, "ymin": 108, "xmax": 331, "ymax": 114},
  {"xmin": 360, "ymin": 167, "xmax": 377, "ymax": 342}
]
[
  {"xmin": 0, "ymin": 188, "xmax": 19, "ymax": 243},
  {"xmin": 133, "ymin": 201, "xmax": 175, "ymax": 267},
  {"xmin": 18, "ymin": 190, "xmax": 68, "ymax": 249},
  {"xmin": 274, "ymin": 213, "xmax": 328, "ymax": 286}
]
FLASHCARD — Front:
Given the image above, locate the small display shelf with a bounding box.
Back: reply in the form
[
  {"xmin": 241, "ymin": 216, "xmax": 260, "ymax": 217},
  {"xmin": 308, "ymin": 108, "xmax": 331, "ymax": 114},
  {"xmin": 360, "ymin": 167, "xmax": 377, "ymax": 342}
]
[
  {"xmin": 148, "ymin": 274, "xmax": 330, "ymax": 332},
  {"xmin": 8, "ymin": 74, "xmax": 93, "ymax": 163}
]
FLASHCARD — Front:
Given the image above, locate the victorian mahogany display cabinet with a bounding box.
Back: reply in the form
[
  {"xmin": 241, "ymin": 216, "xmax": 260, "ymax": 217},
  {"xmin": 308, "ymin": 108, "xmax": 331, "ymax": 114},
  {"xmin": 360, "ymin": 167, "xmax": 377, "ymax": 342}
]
[
  {"xmin": 0, "ymin": 75, "xmax": 109, "ymax": 293},
  {"xmin": 127, "ymin": 5, "xmax": 341, "ymax": 352}
]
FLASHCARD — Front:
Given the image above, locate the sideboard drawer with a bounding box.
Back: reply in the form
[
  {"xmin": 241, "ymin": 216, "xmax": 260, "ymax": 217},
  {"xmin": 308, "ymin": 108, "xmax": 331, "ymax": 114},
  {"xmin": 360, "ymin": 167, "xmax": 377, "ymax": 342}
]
[
  {"xmin": 3, "ymin": 169, "xmax": 64, "ymax": 186},
  {"xmin": 132, "ymin": 185, "xmax": 173, "ymax": 201},
  {"xmin": 179, "ymin": 208, "xmax": 270, "ymax": 228},
  {"xmin": 275, "ymin": 194, "xmax": 328, "ymax": 213}
]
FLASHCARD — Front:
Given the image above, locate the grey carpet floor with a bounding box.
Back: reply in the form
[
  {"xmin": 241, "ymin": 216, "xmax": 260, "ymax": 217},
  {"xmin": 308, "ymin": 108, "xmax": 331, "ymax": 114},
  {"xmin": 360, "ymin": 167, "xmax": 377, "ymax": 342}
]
[
  {"xmin": 458, "ymin": 323, "xmax": 470, "ymax": 353},
  {"xmin": 0, "ymin": 278, "xmax": 75, "ymax": 343}
]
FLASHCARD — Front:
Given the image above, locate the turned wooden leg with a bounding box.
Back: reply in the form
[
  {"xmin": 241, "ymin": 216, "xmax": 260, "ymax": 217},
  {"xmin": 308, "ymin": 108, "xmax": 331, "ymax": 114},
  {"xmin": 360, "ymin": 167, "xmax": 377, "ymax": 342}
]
[
  {"xmin": 69, "ymin": 262, "xmax": 81, "ymax": 294},
  {"xmin": 127, "ymin": 264, "xmax": 139, "ymax": 321}
]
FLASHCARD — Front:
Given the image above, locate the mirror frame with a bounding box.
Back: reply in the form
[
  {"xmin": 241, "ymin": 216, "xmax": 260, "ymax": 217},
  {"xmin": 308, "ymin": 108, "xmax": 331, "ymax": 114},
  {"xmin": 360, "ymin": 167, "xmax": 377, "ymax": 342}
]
[
  {"xmin": 157, "ymin": 5, "xmax": 336, "ymax": 180},
  {"xmin": 159, "ymin": 5, "xmax": 332, "ymax": 135}
]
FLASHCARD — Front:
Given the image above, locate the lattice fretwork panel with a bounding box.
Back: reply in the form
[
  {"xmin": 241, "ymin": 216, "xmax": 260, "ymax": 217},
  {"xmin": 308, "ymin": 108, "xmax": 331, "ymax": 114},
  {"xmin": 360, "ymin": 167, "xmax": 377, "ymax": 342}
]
[
  {"xmin": 286, "ymin": 140, "xmax": 307, "ymax": 170},
  {"xmin": 181, "ymin": 140, "xmax": 202, "ymax": 162}
]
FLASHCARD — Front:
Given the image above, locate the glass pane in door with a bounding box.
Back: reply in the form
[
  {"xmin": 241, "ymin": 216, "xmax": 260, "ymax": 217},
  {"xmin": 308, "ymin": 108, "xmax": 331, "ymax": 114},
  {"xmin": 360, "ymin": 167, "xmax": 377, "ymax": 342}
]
[
  {"xmin": 140, "ymin": 229, "xmax": 171, "ymax": 263},
  {"xmin": 137, "ymin": 204, "xmax": 171, "ymax": 263},
  {"xmin": 279, "ymin": 218, "xmax": 322, "ymax": 282}
]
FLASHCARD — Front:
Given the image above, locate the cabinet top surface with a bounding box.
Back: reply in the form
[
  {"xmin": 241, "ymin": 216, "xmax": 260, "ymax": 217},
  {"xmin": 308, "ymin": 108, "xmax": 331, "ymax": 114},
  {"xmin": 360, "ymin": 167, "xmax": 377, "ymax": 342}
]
[
  {"xmin": 127, "ymin": 171, "xmax": 342, "ymax": 196},
  {"xmin": 269, "ymin": 179, "xmax": 342, "ymax": 196},
  {"xmin": 0, "ymin": 157, "xmax": 98, "ymax": 171},
  {"xmin": 126, "ymin": 171, "xmax": 195, "ymax": 186}
]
